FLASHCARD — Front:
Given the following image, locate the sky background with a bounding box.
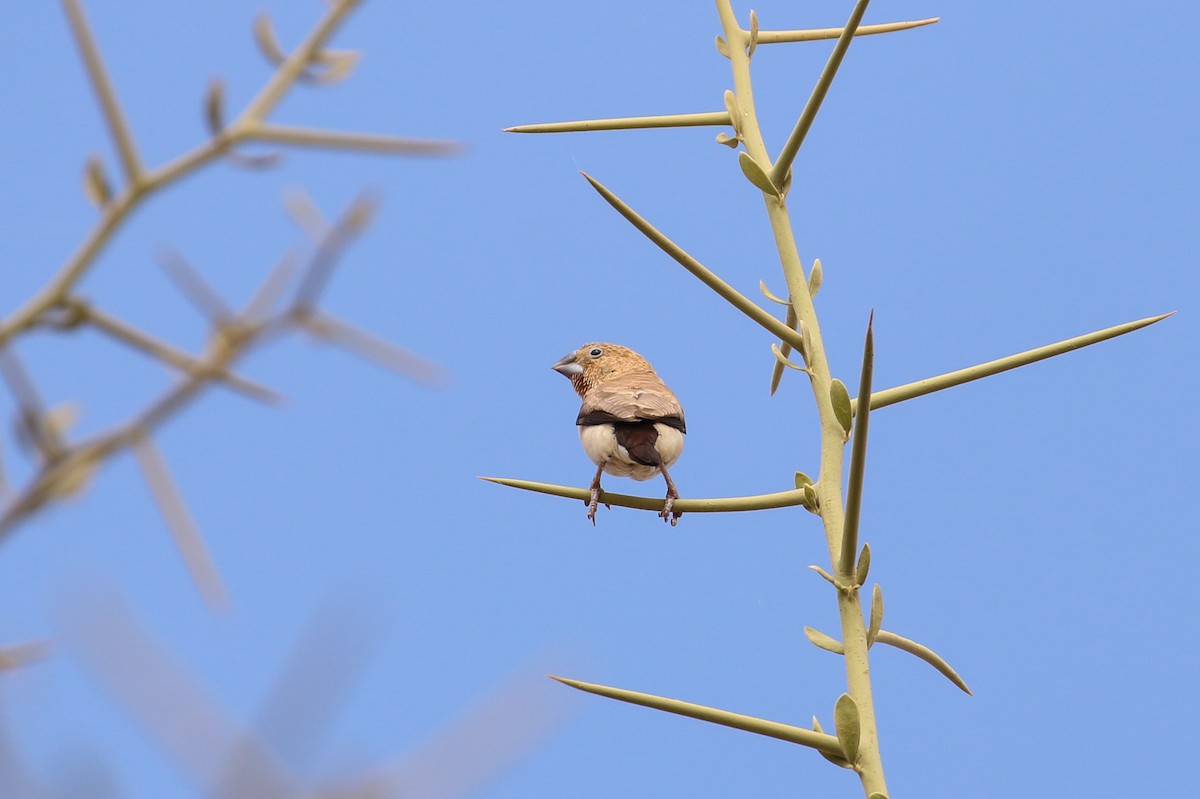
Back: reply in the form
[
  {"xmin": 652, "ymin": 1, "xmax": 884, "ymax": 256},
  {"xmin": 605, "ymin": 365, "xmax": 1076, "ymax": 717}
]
[{"xmin": 0, "ymin": 1, "xmax": 1196, "ymax": 796}]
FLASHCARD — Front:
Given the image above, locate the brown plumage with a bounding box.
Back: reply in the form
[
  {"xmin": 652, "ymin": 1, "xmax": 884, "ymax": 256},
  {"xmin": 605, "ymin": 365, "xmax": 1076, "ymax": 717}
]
[{"xmin": 552, "ymin": 343, "xmax": 685, "ymax": 525}]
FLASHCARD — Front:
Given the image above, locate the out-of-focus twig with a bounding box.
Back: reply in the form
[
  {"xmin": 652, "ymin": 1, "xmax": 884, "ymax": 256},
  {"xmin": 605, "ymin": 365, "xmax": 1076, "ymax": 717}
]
[
  {"xmin": 61, "ymin": 588, "xmax": 565, "ymax": 799},
  {"xmin": 0, "ymin": 1, "xmax": 454, "ymax": 603}
]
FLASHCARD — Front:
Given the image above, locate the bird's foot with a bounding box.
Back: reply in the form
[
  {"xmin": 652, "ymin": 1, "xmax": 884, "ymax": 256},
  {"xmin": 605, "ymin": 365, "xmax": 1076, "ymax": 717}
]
[
  {"xmin": 587, "ymin": 486, "xmax": 602, "ymax": 525},
  {"xmin": 660, "ymin": 495, "xmax": 682, "ymax": 526}
]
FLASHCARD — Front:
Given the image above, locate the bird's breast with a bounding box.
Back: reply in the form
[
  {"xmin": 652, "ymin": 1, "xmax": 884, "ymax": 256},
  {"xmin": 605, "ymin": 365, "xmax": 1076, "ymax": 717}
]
[{"xmin": 578, "ymin": 422, "xmax": 684, "ymax": 481}]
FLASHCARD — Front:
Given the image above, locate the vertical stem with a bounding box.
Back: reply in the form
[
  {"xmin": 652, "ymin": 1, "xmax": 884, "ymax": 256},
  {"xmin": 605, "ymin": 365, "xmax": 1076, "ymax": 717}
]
[{"xmin": 715, "ymin": 1, "xmax": 887, "ymax": 794}]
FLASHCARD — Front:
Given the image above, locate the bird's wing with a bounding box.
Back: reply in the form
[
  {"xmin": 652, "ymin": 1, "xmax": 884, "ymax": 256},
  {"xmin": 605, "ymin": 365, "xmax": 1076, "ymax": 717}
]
[{"xmin": 578, "ymin": 373, "xmax": 686, "ymax": 432}]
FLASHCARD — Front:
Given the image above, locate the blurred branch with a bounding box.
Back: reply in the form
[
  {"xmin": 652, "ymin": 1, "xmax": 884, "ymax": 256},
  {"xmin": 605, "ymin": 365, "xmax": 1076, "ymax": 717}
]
[
  {"xmin": 61, "ymin": 0, "xmax": 145, "ymax": 182},
  {"xmin": 0, "ymin": 2, "xmax": 453, "ymax": 596},
  {"xmin": 62, "ymin": 588, "xmax": 564, "ymax": 798},
  {"xmin": 131, "ymin": 435, "xmax": 228, "ymax": 611},
  {"xmin": 0, "ymin": 0, "xmax": 457, "ymax": 346}
]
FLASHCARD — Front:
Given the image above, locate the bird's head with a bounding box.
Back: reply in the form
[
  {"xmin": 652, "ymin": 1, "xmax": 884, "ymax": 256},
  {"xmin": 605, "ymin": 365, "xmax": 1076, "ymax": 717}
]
[{"xmin": 552, "ymin": 343, "xmax": 654, "ymax": 397}]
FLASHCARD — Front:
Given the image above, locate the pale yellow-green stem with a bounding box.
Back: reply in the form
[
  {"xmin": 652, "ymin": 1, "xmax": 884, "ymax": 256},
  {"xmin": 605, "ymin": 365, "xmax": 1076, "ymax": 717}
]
[{"xmin": 716, "ymin": 1, "xmax": 885, "ymax": 793}]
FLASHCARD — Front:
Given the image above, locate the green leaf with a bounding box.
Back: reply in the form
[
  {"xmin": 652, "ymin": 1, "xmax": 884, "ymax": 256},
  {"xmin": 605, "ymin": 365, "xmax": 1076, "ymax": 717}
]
[
  {"xmin": 771, "ymin": 343, "xmax": 805, "ymax": 372},
  {"xmin": 808, "ymin": 257, "xmax": 824, "ymax": 297},
  {"xmin": 715, "ymin": 35, "xmax": 730, "ymax": 58},
  {"xmin": 738, "ymin": 152, "xmax": 780, "ymax": 197},
  {"xmin": 204, "ymin": 78, "xmax": 225, "ymax": 134},
  {"xmin": 723, "ymin": 90, "xmax": 742, "ymax": 135},
  {"xmin": 868, "ymin": 584, "xmax": 883, "ymax": 645},
  {"xmin": 803, "ymin": 626, "xmax": 845, "ymax": 655},
  {"xmin": 759, "ymin": 280, "xmax": 789, "ymax": 306},
  {"xmin": 82, "ymin": 155, "xmax": 112, "ymax": 208},
  {"xmin": 820, "ymin": 750, "xmax": 854, "ymax": 769},
  {"xmin": 830, "ymin": 378, "xmax": 852, "ymax": 433},
  {"xmin": 794, "ymin": 471, "xmax": 813, "ymax": 489},
  {"xmin": 808, "ymin": 564, "xmax": 836, "ymax": 585},
  {"xmin": 715, "ymin": 131, "xmax": 741, "ymax": 148},
  {"xmin": 802, "ymin": 482, "xmax": 820, "ymax": 514},
  {"xmin": 252, "ymin": 12, "xmax": 287, "ymax": 66},
  {"xmin": 855, "ymin": 543, "xmax": 871, "ymax": 586},
  {"xmin": 833, "ymin": 693, "xmax": 861, "ymax": 763}
]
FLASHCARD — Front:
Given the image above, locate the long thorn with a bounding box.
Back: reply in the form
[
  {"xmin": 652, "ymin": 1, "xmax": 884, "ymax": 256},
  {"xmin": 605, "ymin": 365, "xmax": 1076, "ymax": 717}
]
[
  {"xmin": 839, "ymin": 311, "xmax": 874, "ymax": 579},
  {"xmin": 770, "ymin": 0, "xmax": 872, "ymax": 188}
]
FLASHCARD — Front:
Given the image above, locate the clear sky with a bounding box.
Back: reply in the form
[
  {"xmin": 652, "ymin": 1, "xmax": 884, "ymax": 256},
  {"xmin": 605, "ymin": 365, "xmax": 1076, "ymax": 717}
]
[{"xmin": 0, "ymin": 1, "xmax": 1196, "ymax": 797}]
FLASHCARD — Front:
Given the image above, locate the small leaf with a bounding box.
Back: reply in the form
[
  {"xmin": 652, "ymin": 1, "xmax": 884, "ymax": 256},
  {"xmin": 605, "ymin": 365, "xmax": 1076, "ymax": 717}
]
[
  {"xmin": 42, "ymin": 403, "xmax": 81, "ymax": 440},
  {"xmin": 204, "ymin": 78, "xmax": 226, "ymax": 134},
  {"xmin": 833, "ymin": 694, "xmax": 861, "ymax": 764},
  {"xmin": 868, "ymin": 584, "xmax": 883, "ymax": 645},
  {"xmin": 794, "ymin": 318, "xmax": 808, "ymax": 362},
  {"xmin": 794, "ymin": 471, "xmax": 813, "ymax": 489},
  {"xmin": 738, "ymin": 152, "xmax": 780, "ymax": 197},
  {"xmin": 811, "ymin": 715, "xmax": 824, "ymax": 733},
  {"xmin": 820, "ymin": 749, "xmax": 854, "ymax": 769},
  {"xmin": 747, "ymin": 10, "xmax": 760, "ymax": 58},
  {"xmin": 305, "ymin": 49, "xmax": 361, "ymax": 85},
  {"xmin": 722, "ymin": 90, "xmax": 742, "ymax": 135},
  {"xmin": 803, "ymin": 482, "xmax": 820, "ymax": 513},
  {"xmin": 830, "ymin": 378, "xmax": 852, "ymax": 433},
  {"xmin": 42, "ymin": 452, "xmax": 100, "ymax": 502},
  {"xmin": 715, "ymin": 131, "xmax": 741, "ymax": 149},
  {"xmin": 759, "ymin": 280, "xmax": 789, "ymax": 306},
  {"xmin": 82, "ymin": 155, "xmax": 112, "ymax": 208},
  {"xmin": 808, "ymin": 257, "xmax": 824, "ymax": 297},
  {"xmin": 855, "ymin": 543, "xmax": 871, "ymax": 586},
  {"xmin": 253, "ymin": 12, "xmax": 287, "ymax": 66},
  {"xmin": 770, "ymin": 343, "xmax": 805, "ymax": 372},
  {"xmin": 804, "ymin": 626, "xmax": 844, "ymax": 655},
  {"xmin": 808, "ymin": 564, "xmax": 835, "ymax": 585},
  {"xmin": 715, "ymin": 35, "xmax": 730, "ymax": 58}
]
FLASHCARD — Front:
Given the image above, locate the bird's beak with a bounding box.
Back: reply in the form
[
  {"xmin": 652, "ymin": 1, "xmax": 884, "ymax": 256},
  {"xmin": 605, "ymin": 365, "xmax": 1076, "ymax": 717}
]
[{"xmin": 552, "ymin": 352, "xmax": 583, "ymax": 377}]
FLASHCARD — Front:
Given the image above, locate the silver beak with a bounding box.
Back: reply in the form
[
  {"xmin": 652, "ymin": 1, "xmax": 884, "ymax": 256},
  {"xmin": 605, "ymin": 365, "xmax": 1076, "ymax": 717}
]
[{"xmin": 552, "ymin": 352, "xmax": 583, "ymax": 376}]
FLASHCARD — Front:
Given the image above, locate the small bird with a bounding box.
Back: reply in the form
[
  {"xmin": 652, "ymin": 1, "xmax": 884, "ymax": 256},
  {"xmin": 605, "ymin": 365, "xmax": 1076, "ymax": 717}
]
[{"xmin": 552, "ymin": 343, "xmax": 686, "ymax": 525}]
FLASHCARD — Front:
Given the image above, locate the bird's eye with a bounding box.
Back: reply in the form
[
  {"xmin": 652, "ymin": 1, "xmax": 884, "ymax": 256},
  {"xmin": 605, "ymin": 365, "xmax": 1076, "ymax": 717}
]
[{"xmin": 588, "ymin": 347, "xmax": 603, "ymax": 358}]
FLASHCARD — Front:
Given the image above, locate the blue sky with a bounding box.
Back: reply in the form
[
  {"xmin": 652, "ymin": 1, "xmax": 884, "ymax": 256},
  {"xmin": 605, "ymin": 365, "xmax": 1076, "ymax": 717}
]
[{"xmin": 0, "ymin": 1, "xmax": 1196, "ymax": 796}]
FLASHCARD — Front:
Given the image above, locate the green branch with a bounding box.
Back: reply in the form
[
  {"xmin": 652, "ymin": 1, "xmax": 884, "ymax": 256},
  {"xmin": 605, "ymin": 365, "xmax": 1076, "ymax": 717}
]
[
  {"xmin": 506, "ymin": 111, "xmax": 730, "ymax": 134},
  {"xmin": 551, "ymin": 675, "xmax": 845, "ymax": 758},
  {"xmin": 770, "ymin": 0, "xmax": 872, "ymax": 188},
  {"xmin": 857, "ymin": 313, "xmax": 1172, "ymax": 412},
  {"xmin": 481, "ymin": 477, "xmax": 811, "ymax": 514},
  {"xmin": 580, "ymin": 173, "xmax": 806, "ymax": 352}
]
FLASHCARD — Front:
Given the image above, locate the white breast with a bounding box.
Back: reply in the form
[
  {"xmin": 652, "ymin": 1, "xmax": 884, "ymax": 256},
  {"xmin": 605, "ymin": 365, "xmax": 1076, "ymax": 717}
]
[{"xmin": 578, "ymin": 423, "xmax": 684, "ymax": 481}]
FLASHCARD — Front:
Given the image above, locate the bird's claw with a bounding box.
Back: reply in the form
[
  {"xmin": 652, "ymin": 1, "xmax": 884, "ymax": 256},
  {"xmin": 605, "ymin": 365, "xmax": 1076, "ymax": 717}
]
[
  {"xmin": 660, "ymin": 495, "xmax": 682, "ymax": 526},
  {"xmin": 586, "ymin": 486, "xmax": 602, "ymax": 525}
]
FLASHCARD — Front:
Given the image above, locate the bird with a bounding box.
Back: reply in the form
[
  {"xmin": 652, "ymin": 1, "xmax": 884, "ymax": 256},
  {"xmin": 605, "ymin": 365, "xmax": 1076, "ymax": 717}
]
[{"xmin": 552, "ymin": 343, "xmax": 686, "ymax": 525}]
